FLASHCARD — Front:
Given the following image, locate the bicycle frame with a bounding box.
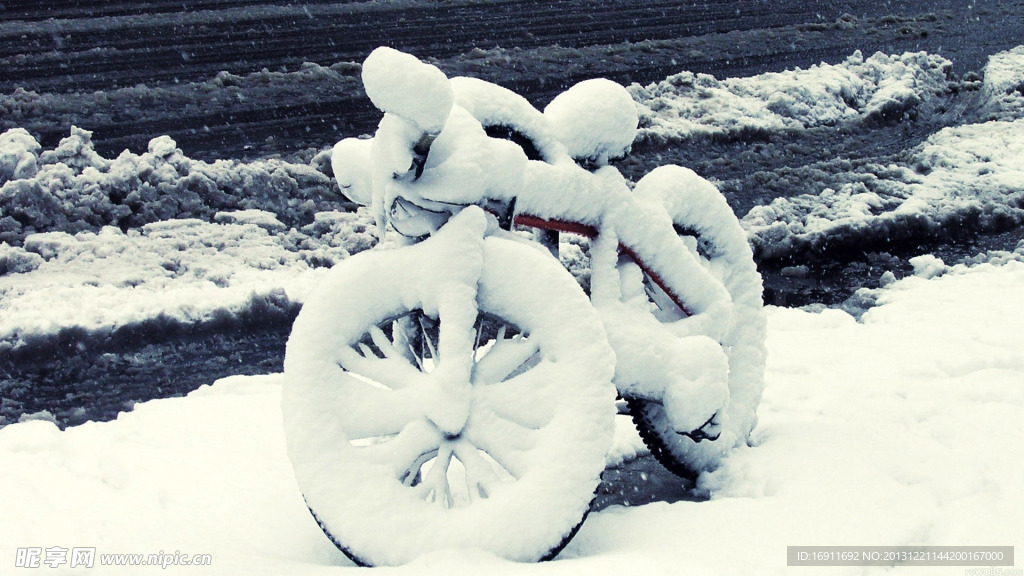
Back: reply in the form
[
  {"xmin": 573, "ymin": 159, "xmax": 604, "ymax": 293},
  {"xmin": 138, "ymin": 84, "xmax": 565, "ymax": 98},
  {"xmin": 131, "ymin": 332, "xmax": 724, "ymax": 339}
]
[
  {"xmin": 378, "ymin": 142, "xmax": 734, "ymax": 341},
  {"xmin": 375, "ymin": 122, "xmax": 736, "ymax": 434}
]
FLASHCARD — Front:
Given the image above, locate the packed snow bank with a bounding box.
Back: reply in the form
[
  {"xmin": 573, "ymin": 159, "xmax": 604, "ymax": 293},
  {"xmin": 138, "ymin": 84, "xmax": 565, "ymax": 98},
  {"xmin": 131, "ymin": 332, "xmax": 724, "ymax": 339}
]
[
  {"xmin": 2, "ymin": 256, "xmax": 1021, "ymax": 574},
  {"xmin": 0, "ymin": 127, "xmax": 345, "ymax": 246},
  {"xmin": 635, "ymin": 45, "xmax": 1024, "ymax": 262},
  {"xmin": 711, "ymin": 46, "xmax": 1024, "ymax": 261},
  {"xmin": 743, "ymin": 117, "xmax": 1024, "ymax": 260},
  {"xmin": 0, "ymin": 126, "xmax": 378, "ymax": 347},
  {"xmin": 0, "ymin": 211, "xmax": 376, "ymax": 348},
  {"xmin": 631, "ymin": 50, "xmax": 955, "ymax": 143},
  {"xmin": 981, "ymin": 45, "xmax": 1024, "ymax": 120}
]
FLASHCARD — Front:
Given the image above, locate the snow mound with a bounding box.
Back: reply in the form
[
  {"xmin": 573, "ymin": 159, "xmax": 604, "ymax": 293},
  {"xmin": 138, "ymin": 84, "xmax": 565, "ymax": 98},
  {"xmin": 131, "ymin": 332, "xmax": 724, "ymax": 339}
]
[
  {"xmin": 908, "ymin": 254, "xmax": 946, "ymax": 279},
  {"xmin": 632, "ymin": 50, "xmax": 953, "ymax": 143},
  {"xmin": 981, "ymin": 45, "xmax": 1024, "ymax": 120},
  {"xmin": 214, "ymin": 209, "xmax": 287, "ymax": 232},
  {"xmin": 960, "ymin": 238, "xmax": 1024, "ymax": 267},
  {"xmin": 743, "ymin": 118, "xmax": 1024, "ymax": 260},
  {"xmin": 0, "ymin": 127, "xmax": 342, "ymax": 246},
  {"xmin": 0, "ymin": 128, "xmax": 41, "ymax": 182},
  {"xmin": 0, "ymin": 210, "xmax": 377, "ymax": 347}
]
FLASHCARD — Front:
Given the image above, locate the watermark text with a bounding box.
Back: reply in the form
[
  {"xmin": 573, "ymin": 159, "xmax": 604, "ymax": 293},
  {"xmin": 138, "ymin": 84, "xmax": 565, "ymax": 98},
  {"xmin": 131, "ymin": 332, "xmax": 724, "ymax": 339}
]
[
  {"xmin": 788, "ymin": 546, "xmax": 1014, "ymax": 567},
  {"xmin": 16, "ymin": 547, "xmax": 212, "ymax": 569}
]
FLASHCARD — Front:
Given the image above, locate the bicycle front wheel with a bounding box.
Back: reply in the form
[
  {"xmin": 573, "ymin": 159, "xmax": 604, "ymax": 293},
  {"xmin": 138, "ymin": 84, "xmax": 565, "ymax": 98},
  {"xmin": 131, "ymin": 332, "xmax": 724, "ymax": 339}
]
[{"xmin": 282, "ymin": 216, "xmax": 616, "ymax": 566}]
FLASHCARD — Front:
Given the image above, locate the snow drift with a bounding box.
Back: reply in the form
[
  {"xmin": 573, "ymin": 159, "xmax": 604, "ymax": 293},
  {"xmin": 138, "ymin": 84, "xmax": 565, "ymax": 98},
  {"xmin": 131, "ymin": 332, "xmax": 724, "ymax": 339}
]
[
  {"xmin": 0, "ymin": 126, "xmax": 347, "ymax": 247},
  {"xmin": 631, "ymin": 50, "xmax": 956, "ymax": 144}
]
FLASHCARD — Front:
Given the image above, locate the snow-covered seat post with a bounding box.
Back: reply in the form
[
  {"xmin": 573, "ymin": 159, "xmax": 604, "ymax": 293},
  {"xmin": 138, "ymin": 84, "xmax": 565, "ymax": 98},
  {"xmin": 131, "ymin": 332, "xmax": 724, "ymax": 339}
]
[{"xmin": 543, "ymin": 77, "xmax": 639, "ymax": 169}]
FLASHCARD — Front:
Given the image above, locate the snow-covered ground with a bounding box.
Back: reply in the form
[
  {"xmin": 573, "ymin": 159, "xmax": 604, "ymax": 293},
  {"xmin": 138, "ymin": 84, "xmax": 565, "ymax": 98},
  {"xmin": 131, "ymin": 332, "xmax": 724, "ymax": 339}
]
[{"xmin": 2, "ymin": 254, "xmax": 1021, "ymax": 574}]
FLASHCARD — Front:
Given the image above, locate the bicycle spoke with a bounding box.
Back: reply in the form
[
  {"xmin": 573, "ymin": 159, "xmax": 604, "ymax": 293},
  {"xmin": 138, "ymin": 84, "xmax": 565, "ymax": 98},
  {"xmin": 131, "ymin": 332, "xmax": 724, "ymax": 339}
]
[
  {"xmin": 464, "ymin": 409, "xmax": 540, "ymax": 479},
  {"xmin": 402, "ymin": 450, "xmax": 437, "ymax": 487},
  {"xmin": 389, "ymin": 317, "xmax": 420, "ymax": 367},
  {"xmin": 367, "ymin": 324, "xmax": 405, "ymax": 360},
  {"xmin": 337, "ymin": 343, "xmax": 426, "ymax": 391},
  {"xmin": 418, "ymin": 314, "xmax": 440, "ymax": 362},
  {"xmin": 453, "ymin": 440, "xmax": 512, "ymax": 502},
  {"xmin": 644, "ymin": 275, "xmax": 687, "ymax": 322},
  {"xmin": 474, "ymin": 361, "xmax": 559, "ymax": 430},
  {"xmin": 355, "ymin": 419, "xmax": 442, "ymax": 480},
  {"xmin": 413, "ymin": 443, "xmax": 455, "ymax": 508},
  {"xmin": 472, "ymin": 333, "xmax": 539, "ymax": 385}
]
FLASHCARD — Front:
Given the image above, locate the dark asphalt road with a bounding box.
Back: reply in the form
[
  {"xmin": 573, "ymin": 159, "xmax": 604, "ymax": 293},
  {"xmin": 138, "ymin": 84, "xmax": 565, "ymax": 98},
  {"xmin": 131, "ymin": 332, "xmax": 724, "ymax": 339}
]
[
  {"xmin": 0, "ymin": 0, "xmax": 916, "ymax": 91},
  {"xmin": 3, "ymin": 0, "xmax": 1023, "ymax": 159}
]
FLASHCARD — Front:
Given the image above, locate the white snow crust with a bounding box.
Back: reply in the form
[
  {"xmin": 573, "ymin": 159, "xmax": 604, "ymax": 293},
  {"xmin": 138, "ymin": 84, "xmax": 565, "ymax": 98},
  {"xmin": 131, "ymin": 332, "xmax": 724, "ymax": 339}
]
[
  {"xmin": 632, "ymin": 50, "xmax": 953, "ymax": 143},
  {"xmin": 3, "ymin": 255, "xmax": 1021, "ymax": 574},
  {"xmin": 743, "ymin": 117, "xmax": 1024, "ymax": 260}
]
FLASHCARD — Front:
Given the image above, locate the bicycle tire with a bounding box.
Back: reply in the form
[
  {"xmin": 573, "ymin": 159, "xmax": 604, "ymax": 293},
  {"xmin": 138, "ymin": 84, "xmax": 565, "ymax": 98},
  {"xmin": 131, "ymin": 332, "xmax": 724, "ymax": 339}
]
[{"xmin": 282, "ymin": 210, "xmax": 616, "ymax": 566}]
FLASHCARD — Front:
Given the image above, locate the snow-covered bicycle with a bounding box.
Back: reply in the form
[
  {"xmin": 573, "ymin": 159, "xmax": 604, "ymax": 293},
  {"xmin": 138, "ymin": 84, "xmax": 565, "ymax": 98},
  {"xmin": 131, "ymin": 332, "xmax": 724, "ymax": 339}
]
[{"xmin": 282, "ymin": 47, "xmax": 766, "ymax": 566}]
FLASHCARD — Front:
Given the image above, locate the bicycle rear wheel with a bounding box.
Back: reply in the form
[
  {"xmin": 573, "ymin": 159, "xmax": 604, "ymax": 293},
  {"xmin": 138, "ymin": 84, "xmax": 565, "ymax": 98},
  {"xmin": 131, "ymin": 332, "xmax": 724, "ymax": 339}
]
[{"xmin": 624, "ymin": 165, "xmax": 767, "ymax": 477}]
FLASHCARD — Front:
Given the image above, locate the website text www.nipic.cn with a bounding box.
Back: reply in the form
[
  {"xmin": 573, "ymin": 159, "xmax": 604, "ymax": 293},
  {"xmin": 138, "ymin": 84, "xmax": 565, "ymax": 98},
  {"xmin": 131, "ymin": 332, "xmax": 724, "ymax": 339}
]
[{"xmin": 16, "ymin": 547, "xmax": 212, "ymax": 569}]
